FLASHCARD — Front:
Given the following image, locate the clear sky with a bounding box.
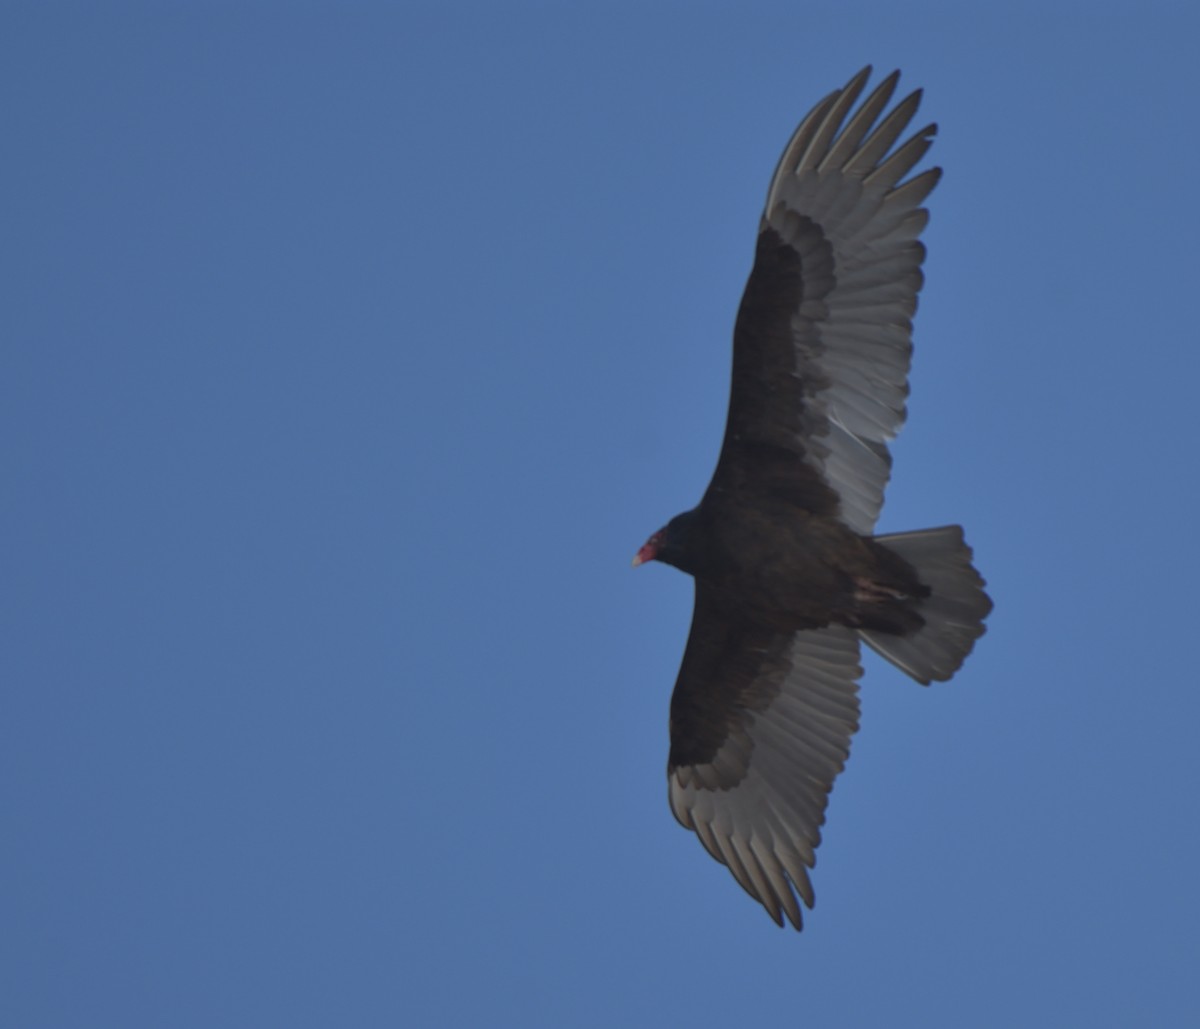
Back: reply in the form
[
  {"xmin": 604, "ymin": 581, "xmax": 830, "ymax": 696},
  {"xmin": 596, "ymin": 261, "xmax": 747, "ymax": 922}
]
[{"xmin": 5, "ymin": 3, "xmax": 1200, "ymax": 1026}]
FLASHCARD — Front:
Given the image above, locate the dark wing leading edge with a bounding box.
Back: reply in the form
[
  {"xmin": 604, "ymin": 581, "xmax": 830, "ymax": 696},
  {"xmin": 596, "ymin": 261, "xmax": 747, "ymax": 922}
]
[
  {"xmin": 709, "ymin": 67, "xmax": 940, "ymax": 534},
  {"xmin": 667, "ymin": 584, "xmax": 862, "ymax": 929}
]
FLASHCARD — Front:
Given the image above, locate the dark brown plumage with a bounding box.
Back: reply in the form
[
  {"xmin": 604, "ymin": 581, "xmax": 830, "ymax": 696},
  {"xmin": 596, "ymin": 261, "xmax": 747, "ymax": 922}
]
[{"xmin": 633, "ymin": 68, "xmax": 992, "ymax": 929}]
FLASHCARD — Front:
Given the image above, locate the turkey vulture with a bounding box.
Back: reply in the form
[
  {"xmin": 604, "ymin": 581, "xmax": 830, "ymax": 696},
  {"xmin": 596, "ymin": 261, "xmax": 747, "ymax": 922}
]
[{"xmin": 633, "ymin": 68, "xmax": 991, "ymax": 929}]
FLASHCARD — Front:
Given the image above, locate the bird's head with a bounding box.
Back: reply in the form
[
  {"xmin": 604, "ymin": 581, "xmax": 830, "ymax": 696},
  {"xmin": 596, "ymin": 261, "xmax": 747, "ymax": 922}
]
[
  {"xmin": 631, "ymin": 528, "xmax": 665, "ymax": 567},
  {"xmin": 632, "ymin": 510, "xmax": 702, "ymax": 573}
]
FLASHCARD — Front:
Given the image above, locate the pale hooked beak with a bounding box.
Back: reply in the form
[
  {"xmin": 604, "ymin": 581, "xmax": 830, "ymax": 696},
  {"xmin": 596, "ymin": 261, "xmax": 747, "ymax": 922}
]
[{"xmin": 631, "ymin": 539, "xmax": 658, "ymax": 567}]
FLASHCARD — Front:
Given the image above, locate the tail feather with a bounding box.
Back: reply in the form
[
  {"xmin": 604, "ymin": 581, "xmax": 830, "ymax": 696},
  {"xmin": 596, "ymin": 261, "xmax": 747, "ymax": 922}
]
[{"xmin": 859, "ymin": 525, "xmax": 991, "ymax": 685}]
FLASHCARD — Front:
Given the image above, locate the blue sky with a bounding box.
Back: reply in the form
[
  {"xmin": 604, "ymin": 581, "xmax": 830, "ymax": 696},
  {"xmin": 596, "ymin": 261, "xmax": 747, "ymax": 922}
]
[{"xmin": 5, "ymin": 3, "xmax": 1200, "ymax": 1026}]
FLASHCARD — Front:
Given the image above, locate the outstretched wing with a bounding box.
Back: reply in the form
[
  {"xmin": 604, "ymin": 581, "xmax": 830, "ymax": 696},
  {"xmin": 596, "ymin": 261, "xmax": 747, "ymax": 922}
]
[
  {"xmin": 709, "ymin": 67, "xmax": 939, "ymax": 534},
  {"xmin": 667, "ymin": 583, "xmax": 863, "ymax": 928}
]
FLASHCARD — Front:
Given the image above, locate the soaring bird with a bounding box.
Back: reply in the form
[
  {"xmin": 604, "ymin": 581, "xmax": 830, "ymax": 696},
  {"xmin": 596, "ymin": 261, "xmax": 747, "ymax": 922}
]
[{"xmin": 633, "ymin": 68, "xmax": 991, "ymax": 930}]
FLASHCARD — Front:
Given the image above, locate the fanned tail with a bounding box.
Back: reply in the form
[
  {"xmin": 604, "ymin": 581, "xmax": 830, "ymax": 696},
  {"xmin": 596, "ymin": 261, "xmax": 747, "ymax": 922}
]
[{"xmin": 859, "ymin": 525, "xmax": 991, "ymax": 685}]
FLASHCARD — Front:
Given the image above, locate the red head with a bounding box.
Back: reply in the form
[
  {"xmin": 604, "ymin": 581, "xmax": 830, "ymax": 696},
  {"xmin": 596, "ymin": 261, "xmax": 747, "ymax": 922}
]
[
  {"xmin": 631, "ymin": 511, "xmax": 702, "ymax": 573},
  {"xmin": 632, "ymin": 529, "xmax": 665, "ymax": 567}
]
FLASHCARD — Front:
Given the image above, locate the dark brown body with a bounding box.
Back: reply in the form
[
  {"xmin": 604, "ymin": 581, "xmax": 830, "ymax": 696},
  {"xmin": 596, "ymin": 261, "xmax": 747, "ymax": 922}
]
[{"xmin": 655, "ymin": 488, "xmax": 927, "ymax": 638}]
